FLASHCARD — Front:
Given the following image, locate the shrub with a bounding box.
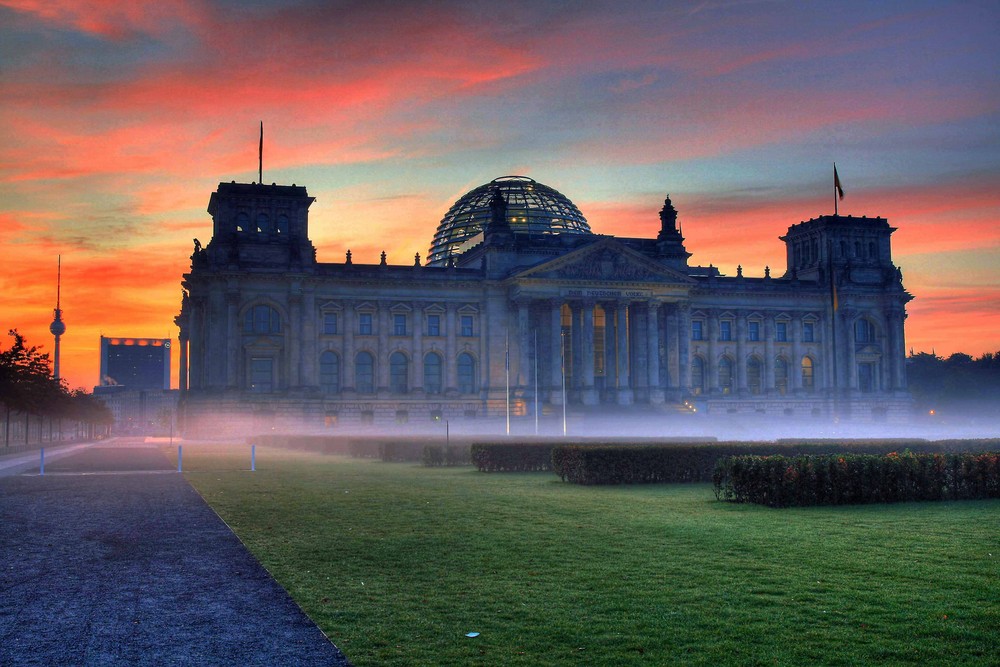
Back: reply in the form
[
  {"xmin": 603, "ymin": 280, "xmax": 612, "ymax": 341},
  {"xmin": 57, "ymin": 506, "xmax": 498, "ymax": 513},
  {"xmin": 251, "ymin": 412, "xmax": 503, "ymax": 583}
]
[
  {"xmin": 714, "ymin": 451, "xmax": 1000, "ymax": 507},
  {"xmin": 422, "ymin": 444, "xmax": 471, "ymax": 467},
  {"xmin": 471, "ymin": 443, "xmax": 555, "ymax": 472}
]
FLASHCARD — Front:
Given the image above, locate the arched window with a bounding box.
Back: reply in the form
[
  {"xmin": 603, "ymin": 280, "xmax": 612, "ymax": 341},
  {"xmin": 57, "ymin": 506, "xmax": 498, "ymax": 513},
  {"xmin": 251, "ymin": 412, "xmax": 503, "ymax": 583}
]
[
  {"xmin": 319, "ymin": 351, "xmax": 340, "ymax": 394},
  {"xmin": 277, "ymin": 214, "xmax": 289, "ymax": 235},
  {"xmin": 840, "ymin": 240, "xmax": 847, "ymax": 257},
  {"xmin": 691, "ymin": 356, "xmax": 705, "ymax": 396},
  {"xmin": 855, "ymin": 318, "xmax": 877, "ymax": 344},
  {"xmin": 355, "ymin": 352, "xmax": 374, "ymax": 394},
  {"xmin": 423, "ymin": 352, "xmax": 443, "ymax": 394},
  {"xmin": 747, "ymin": 357, "xmax": 763, "ymax": 395},
  {"xmin": 244, "ymin": 305, "xmax": 281, "ymax": 334},
  {"xmin": 718, "ymin": 357, "xmax": 733, "ymax": 395},
  {"xmin": 775, "ymin": 357, "xmax": 789, "ymax": 395},
  {"xmin": 389, "ymin": 351, "xmax": 409, "ymax": 394},
  {"xmin": 236, "ymin": 212, "xmax": 249, "ymax": 233},
  {"xmin": 868, "ymin": 241, "xmax": 876, "ymax": 260},
  {"xmin": 257, "ymin": 212, "xmax": 270, "ymax": 234},
  {"xmin": 457, "ymin": 353, "xmax": 476, "ymax": 394},
  {"xmin": 801, "ymin": 357, "xmax": 814, "ymax": 391}
]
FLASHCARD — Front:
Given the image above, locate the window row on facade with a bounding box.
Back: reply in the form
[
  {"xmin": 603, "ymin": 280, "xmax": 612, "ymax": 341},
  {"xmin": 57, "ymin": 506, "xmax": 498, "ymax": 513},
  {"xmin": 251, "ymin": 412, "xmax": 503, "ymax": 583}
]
[
  {"xmin": 249, "ymin": 350, "xmax": 478, "ymax": 395},
  {"xmin": 690, "ymin": 354, "xmax": 816, "ymax": 396},
  {"xmin": 244, "ymin": 304, "xmax": 478, "ymax": 337}
]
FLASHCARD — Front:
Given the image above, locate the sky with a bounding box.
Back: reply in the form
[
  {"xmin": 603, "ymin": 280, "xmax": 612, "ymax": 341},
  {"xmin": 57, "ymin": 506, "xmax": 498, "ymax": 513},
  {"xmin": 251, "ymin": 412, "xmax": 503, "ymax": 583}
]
[{"xmin": 1, "ymin": 0, "xmax": 998, "ymax": 392}]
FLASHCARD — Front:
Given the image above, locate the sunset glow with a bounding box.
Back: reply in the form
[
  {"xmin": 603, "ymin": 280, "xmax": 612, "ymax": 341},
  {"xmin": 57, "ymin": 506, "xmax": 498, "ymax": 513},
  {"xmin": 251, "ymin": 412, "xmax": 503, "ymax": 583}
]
[{"xmin": 2, "ymin": 0, "xmax": 997, "ymax": 391}]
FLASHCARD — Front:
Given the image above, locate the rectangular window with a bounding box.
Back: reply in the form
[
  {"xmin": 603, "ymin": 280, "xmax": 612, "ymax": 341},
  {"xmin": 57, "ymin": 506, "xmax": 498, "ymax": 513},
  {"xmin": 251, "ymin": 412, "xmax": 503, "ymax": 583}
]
[
  {"xmin": 775, "ymin": 322, "xmax": 788, "ymax": 342},
  {"xmin": 427, "ymin": 314, "xmax": 440, "ymax": 336},
  {"xmin": 460, "ymin": 315, "xmax": 474, "ymax": 337},
  {"xmin": 748, "ymin": 321, "xmax": 760, "ymax": 341},
  {"xmin": 393, "ymin": 314, "xmax": 407, "ymax": 336},
  {"xmin": 249, "ymin": 358, "xmax": 273, "ymax": 393},
  {"xmin": 719, "ymin": 320, "xmax": 732, "ymax": 341},
  {"xmin": 358, "ymin": 313, "xmax": 373, "ymax": 335},
  {"xmin": 692, "ymin": 321, "xmax": 703, "ymax": 341},
  {"xmin": 803, "ymin": 322, "xmax": 814, "ymax": 343},
  {"xmin": 323, "ymin": 312, "xmax": 338, "ymax": 335}
]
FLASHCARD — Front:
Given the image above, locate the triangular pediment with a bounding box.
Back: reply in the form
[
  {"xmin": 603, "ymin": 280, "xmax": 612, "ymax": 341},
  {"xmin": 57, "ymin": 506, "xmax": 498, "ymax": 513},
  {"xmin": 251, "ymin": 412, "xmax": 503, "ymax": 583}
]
[{"xmin": 512, "ymin": 237, "xmax": 696, "ymax": 285}]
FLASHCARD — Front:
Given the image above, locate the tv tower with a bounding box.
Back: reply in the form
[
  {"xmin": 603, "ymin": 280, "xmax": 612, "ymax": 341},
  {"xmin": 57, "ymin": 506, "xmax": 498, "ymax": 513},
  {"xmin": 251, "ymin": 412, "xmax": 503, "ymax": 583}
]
[{"xmin": 49, "ymin": 256, "xmax": 66, "ymax": 381}]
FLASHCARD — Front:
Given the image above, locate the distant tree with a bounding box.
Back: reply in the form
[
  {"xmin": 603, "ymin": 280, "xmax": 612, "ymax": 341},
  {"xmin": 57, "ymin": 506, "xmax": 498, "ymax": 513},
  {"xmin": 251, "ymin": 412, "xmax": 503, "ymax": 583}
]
[{"xmin": 908, "ymin": 349, "xmax": 1000, "ymax": 410}]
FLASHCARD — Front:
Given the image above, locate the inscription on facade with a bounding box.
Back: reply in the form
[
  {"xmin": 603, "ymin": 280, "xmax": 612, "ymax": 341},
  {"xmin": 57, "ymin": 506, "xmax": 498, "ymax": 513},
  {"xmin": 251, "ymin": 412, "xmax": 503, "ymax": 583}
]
[{"xmin": 561, "ymin": 288, "xmax": 651, "ymax": 299}]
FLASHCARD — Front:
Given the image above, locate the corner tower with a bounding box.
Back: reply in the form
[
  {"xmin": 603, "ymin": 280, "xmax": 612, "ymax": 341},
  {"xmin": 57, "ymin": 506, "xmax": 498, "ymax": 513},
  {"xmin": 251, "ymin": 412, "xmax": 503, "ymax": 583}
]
[{"xmin": 200, "ymin": 182, "xmax": 316, "ymax": 271}]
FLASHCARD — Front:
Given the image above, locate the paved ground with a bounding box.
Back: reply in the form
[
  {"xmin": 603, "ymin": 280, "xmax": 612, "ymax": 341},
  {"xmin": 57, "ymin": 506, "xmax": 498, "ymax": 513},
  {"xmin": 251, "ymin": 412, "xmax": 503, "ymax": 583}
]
[{"xmin": 0, "ymin": 439, "xmax": 351, "ymax": 666}]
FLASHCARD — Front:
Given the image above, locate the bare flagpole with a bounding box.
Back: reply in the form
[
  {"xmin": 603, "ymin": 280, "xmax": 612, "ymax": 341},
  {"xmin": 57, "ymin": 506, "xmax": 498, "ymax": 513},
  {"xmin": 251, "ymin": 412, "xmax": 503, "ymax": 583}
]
[
  {"xmin": 505, "ymin": 328, "xmax": 510, "ymax": 436},
  {"xmin": 258, "ymin": 121, "xmax": 263, "ymax": 184},
  {"xmin": 533, "ymin": 329, "xmax": 538, "ymax": 436}
]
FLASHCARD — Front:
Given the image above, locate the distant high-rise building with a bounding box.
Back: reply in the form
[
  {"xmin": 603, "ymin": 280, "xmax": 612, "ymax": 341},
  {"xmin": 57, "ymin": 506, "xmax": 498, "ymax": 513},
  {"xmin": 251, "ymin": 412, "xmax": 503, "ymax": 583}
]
[{"xmin": 99, "ymin": 337, "xmax": 171, "ymax": 390}]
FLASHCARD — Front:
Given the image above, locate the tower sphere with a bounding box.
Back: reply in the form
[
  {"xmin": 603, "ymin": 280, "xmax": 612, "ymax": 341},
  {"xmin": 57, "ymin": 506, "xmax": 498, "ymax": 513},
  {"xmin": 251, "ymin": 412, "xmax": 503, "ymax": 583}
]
[{"xmin": 427, "ymin": 176, "xmax": 592, "ymax": 266}]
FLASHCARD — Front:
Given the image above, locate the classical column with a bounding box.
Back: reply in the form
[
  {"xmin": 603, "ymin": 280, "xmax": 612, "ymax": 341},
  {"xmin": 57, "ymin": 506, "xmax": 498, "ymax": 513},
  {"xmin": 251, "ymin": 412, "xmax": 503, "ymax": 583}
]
[
  {"xmin": 301, "ymin": 288, "xmax": 318, "ymax": 390},
  {"xmin": 735, "ymin": 311, "xmax": 747, "ymax": 394},
  {"xmin": 445, "ymin": 302, "xmax": 457, "ymax": 393},
  {"xmin": 646, "ymin": 301, "xmax": 663, "ymax": 403},
  {"xmin": 412, "ymin": 302, "xmax": 424, "ymax": 392},
  {"xmin": 226, "ymin": 291, "xmax": 239, "ymax": 390},
  {"xmin": 377, "ymin": 302, "xmax": 389, "ymax": 393},
  {"xmin": 518, "ymin": 300, "xmax": 531, "ymax": 390},
  {"xmin": 678, "ymin": 303, "xmax": 691, "ymax": 393},
  {"xmin": 892, "ymin": 310, "xmax": 907, "ymax": 390},
  {"xmin": 549, "ymin": 300, "xmax": 563, "ymax": 403},
  {"xmin": 616, "ymin": 302, "xmax": 632, "ymax": 404},
  {"xmin": 707, "ymin": 310, "xmax": 718, "ymax": 394},
  {"xmin": 189, "ymin": 297, "xmax": 203, "ymax": 390},
  {"xmin": 791, "ymin": 317, "xmax": 803, "ymax": 392},
  {"xmin": 764, "ymin": 314, "xmax": 775, "ymax": 394},
  {"xmin": 581, "ymin": 301, "xmax": 597, "ymax": 405},
  {"xmin": 178, "ymin": 331, "xmax": 189, "ymax": 394},
  {"xmin": 570, "ymin": 303, "xmax": 583, "ymax": 391},
  {"xmin": 343, "ymin": 302, "xmax": 355, "ymax": 392},
  {"xmin": 288, "ymin": 291, "xmax": 302, "ymax": 388}
]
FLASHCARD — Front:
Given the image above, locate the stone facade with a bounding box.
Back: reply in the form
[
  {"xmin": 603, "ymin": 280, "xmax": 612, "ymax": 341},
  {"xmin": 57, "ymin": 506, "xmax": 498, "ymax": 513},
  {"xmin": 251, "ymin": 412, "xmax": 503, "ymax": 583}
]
[{"xmin": 176, "ymin": 179, "xmax": 913, "ymax": 435}]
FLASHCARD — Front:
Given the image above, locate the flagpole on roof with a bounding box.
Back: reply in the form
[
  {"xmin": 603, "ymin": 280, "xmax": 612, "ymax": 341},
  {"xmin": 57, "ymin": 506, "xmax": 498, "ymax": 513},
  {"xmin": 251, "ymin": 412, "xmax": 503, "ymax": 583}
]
[
  {"xmin": 833, "ymin": 163, "xmax": 845, "ymax": 216},
  {"xmin": 258, "ymin": 121, "xmax": 263, "ymax": 184}
]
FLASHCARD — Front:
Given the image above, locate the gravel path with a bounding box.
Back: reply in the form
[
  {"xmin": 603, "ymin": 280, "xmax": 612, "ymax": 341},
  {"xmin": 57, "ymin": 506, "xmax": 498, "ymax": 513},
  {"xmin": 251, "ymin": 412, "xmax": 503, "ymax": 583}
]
[{"xmin": 0, "ymin": 440, "xmax": 350, "ymax": 666}]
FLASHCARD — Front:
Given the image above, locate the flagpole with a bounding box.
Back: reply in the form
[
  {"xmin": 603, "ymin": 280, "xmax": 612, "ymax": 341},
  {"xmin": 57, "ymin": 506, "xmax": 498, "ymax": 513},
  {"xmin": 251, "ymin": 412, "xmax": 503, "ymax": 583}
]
[
  {"xmin": 560, "ymin": 331, "xmax": 567, "ymax": 436},
  {"xmin": 505, "ymin": 328, "xmax": 510, "ymax": 436},
  {"xmin": 834, "ymin": 163, "xmax": 838, "ymax": 216},
  {"xmin": 533, "ymin": 329, "xmax": 538, "ymax": 436},
  {"xmin": 258, "ymin": 121, "xmax": 263, "ymax": 184}
]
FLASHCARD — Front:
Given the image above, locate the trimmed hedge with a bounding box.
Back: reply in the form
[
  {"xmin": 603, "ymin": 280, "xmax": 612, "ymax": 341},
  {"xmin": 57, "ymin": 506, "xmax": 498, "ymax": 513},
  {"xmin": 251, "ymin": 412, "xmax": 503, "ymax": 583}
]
[
  {"xmin": 471, "ymin": 443, "xmax": 555, "ymax": 472},
  {"xmin": 421, "ymin": 444, "xmax": 472, "ymax": 467},
  {"xmin": 550, "ymin": 439, "xmax": 1000, "ymax": 486},
  {"xmin": 247, "ymin": 434, "xmax": 470, "ymax": 463},
  {"xmin": 713, "ymin": 451, "xmax": 1000, "ymax": 507}
]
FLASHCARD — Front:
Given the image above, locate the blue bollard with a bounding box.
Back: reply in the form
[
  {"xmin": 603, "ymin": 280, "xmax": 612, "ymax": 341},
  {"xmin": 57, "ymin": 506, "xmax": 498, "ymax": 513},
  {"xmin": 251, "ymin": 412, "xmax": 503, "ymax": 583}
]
[
  {"xmin": 40, "ymin": 447, "xmax": 45, "ymax": 476},
  {"xmin": 177, "ymin": 445, "xmax": 182, "ymax": 473},
  {"xmin": 251, "ymin": 444, "xmax": 256, "ymax": 472}
]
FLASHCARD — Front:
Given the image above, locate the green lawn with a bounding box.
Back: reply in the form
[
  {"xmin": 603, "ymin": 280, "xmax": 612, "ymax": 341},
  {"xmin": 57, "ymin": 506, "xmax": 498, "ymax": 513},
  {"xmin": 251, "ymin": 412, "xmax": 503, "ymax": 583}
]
[{"xmin": 179, "ymin": 444, "xmax": 999, "ymax": 667}]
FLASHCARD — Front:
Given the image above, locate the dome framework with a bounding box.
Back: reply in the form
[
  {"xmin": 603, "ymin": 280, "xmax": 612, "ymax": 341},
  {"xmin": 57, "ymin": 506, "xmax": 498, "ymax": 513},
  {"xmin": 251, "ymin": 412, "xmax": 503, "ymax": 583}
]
[{"xmin": 427, "ymin": 176, "xmax": 592, "ymax": 266}]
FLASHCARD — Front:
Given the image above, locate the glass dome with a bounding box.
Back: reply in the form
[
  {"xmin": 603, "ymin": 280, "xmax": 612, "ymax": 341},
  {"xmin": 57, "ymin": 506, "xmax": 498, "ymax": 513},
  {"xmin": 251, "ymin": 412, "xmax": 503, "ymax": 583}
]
[{"xmin": 427, "ymin": 176, "xmax": 592, "ymax": 266}]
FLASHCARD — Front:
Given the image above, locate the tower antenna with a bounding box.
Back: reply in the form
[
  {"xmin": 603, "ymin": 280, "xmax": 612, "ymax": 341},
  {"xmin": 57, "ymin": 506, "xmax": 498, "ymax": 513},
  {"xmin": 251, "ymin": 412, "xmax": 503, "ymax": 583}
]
[{"xmin": 49, "ymin": 255, "xmax": 66, "ymax": 380}]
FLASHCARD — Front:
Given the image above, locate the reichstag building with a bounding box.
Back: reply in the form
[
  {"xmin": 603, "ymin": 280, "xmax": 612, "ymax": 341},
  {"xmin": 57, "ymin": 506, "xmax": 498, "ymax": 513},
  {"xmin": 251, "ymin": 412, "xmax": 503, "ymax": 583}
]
[{"xmin": 176, "ymin": 175, "xmax": 912, "ymax": 433}]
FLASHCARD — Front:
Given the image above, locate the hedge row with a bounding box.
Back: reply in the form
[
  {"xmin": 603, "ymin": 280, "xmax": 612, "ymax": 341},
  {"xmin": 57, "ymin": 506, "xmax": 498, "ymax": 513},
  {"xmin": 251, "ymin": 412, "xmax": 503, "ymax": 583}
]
[
  {"xmin": 713, "ymin": 451, "xmax": 1000, "ymax": 507},
  {"xmin": 470, "ymin": 443, "xmax": 555, "ymax": 472},
  {"xmin": 421, "ymin": 445, "xmax": 472, "ymax": 467},
  {"xmin": 549, "ymin": 439, "xmax": 1000, "ymax": 486}
]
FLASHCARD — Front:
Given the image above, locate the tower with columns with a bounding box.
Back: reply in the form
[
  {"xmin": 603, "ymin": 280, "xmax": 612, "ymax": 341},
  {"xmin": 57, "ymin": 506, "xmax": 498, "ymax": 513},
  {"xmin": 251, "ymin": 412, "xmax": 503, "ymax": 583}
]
[{"xmin": 176, "ymin": 176, "xmax": 912, "ymax": 435}]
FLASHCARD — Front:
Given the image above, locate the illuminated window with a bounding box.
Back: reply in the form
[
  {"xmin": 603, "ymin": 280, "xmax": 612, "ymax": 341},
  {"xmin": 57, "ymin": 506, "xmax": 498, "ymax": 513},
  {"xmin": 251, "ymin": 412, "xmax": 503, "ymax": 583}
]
[
  {"xmin": 276, "ymin": 214, "xmax": 289, "ymax": 235},
  {"xmin": 801, "ymin": 357, "xmax": 814, "ymax": 391},
  {"xmin": 319, "ymin": 351, "xmax": 340, "ymax": 393},
  {"xmin": 257, "ymin": 212, "xmax": 270, "ymax": 234},
  {"xmin": 236, "ymin": 212, "xmax": 249, "ymax": 233}
]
